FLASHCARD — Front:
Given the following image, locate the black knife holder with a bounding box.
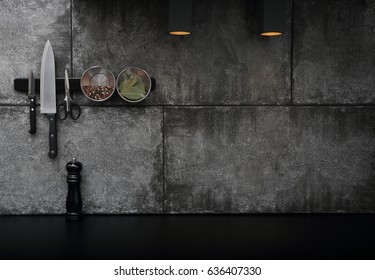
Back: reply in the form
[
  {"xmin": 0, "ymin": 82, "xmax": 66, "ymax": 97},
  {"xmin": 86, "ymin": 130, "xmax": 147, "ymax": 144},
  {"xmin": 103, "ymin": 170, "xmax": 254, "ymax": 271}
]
[
  {"xmin": 14, "ymin": 77, "xmax": 156, "ymax": 93},
  {"xmin": 14, "ymin": 78, "xmax": 81, "ymax": 93}
]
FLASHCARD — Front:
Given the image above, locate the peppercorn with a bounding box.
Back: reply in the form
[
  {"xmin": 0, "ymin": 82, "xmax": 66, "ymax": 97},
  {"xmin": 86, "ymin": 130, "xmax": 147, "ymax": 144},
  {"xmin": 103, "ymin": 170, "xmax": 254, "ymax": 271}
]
[{"xmin": 83, "ymin": 85, "xmax": 114, "ymax": 101}]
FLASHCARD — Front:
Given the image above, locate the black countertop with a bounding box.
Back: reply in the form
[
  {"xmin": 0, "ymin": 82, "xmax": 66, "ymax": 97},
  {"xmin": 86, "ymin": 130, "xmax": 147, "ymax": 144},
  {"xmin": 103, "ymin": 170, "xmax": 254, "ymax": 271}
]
[{"xmin": 0, "ymin": 214, "xmax": 374, "ymax": 260}]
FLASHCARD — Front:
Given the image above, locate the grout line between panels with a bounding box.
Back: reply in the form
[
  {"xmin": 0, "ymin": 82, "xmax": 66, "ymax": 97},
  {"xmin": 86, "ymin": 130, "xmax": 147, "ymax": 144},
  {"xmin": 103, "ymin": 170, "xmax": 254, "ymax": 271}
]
[
  {"xmin": 162, "ymin": 106, "xmax": 166, "ymax": 214},
  {"xmin": 70, "ymin": 104, "xmax": 375, "ymax": 108},
  {"xmin": 70, "ymin": 0, "xmax": 73, "ymax": 76},
  {"xmin": 2, "ymin": 103, "xmax": 375, "ymax": 108}
]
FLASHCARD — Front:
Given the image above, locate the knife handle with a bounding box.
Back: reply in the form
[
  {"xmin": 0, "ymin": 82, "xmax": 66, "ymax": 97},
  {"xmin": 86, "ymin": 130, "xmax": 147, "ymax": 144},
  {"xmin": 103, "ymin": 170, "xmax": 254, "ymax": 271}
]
[
  {"xmin": 47, "ymin": 114, "xmax": 57, "ymax": 159},
  {"xmin": 29, "ymin": 97, "xmax": 36, "ymax": 134}
]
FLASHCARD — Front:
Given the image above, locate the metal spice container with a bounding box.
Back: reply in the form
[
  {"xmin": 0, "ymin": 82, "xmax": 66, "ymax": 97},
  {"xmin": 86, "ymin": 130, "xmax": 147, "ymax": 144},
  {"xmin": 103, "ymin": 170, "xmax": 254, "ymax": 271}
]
[
  {"xmin": 116, "ymin": 67, "xmax": 152, "ymax": 103},
  {"xmin": 80, "ymin": 66, "xmax": 116, "ymax": 102}
]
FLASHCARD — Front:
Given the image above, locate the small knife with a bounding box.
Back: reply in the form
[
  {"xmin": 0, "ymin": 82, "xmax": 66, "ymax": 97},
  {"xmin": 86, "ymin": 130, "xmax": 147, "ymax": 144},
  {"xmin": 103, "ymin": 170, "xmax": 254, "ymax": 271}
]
[
  {"xmin": 28, "ymin": 71, "xmax": 36, "ymax": 134},
  {"xmin": 40, "ymin": 40, "xmax": 57, "ymax": 158}
]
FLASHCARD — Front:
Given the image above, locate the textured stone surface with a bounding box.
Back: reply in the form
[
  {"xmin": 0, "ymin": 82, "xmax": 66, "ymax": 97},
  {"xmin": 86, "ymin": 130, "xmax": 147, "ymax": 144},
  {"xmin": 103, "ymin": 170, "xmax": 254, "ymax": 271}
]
[
  {"xmin": 72, "ymin": 0, "xmax": 291, "ymax": 105},
  {"xmin": 1, "ymin": 0, "xmax": 375, "ymax": 215},
  {"xmin": 0, "ymin": 106, "xmax": 163, "ymax": 214},
  {"xmin": 165, "ymin": 107, "xmax": 375, "ymax": 213},
  {"xmin": 293, "ymin": 0, "xmax": 375, "ymax": 104},
  {"xmin": 0, "ymin": 0, "xmax": 71, "ymax": 104}
]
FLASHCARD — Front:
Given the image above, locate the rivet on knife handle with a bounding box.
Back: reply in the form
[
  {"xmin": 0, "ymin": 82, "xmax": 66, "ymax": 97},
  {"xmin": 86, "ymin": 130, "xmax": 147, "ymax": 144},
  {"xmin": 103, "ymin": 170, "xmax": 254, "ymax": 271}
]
[{"xmin": 47, "ymin": 114, "xmax": 57, "ymax": 158}]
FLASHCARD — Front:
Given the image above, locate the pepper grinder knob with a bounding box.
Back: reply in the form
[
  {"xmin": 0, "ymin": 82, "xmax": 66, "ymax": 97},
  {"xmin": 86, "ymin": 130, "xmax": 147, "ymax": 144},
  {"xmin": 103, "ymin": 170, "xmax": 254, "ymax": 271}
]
[
  {"xmin": 66, "ymin": 158, "xmax": 83, "ymax": 174},
  {"xmin": 66, "ymin": 158, "xmax": 83, "ymax": 220}
]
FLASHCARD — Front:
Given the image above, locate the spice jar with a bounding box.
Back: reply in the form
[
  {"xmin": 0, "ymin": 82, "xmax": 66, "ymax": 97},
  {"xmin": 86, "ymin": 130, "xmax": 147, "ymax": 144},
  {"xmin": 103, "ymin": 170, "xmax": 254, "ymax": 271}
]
[
  {"xmin": 80, "ymin": 66, "xmax": 116, "ymax": 102},
  {"xmin": 116, "ymin": 67, "xmax": 152, "ymax": 103}
]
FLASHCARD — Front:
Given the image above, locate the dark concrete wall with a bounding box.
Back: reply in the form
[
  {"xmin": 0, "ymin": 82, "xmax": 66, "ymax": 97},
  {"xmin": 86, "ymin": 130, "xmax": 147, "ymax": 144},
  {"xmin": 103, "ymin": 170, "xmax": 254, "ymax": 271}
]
[{"xmin": 0, "ymin": 0, "xmax": 374, "ymax": 214}]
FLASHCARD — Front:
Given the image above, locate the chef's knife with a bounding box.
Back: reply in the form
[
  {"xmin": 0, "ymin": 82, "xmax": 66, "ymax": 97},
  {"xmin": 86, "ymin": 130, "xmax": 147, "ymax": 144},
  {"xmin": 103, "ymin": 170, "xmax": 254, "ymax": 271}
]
[
  {"xmin": 28, "ymin": 70, "xmax": 36, "ymax": 134},
  {"xmin": 40, "ymin": 40, "xmax": 57, "ymax": 158}
]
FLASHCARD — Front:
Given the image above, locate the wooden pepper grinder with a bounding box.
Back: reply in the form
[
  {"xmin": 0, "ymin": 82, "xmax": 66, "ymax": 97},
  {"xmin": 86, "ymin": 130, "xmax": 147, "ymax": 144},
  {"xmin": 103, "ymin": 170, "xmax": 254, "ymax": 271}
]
[{"xmin": 66, "ymin": 158, "xmax": 83, "ymax": 220}]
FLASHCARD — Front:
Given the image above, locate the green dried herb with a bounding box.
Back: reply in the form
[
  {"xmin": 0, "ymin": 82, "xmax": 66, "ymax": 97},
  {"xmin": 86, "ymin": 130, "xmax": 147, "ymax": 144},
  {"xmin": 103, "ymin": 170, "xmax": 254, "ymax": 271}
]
[{"xmin": 119, "ymin": 74, "xmax": 146, "ymax": 100}]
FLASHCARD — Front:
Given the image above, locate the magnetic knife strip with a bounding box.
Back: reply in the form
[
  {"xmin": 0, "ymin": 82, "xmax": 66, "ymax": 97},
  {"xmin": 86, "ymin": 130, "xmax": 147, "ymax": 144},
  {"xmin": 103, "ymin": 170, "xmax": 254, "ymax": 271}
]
[
  {"xmin": 14, "ymin": 78, "xmax": 81, "ymax": 93},
  {"xmin": 14, "ymin": 78, "xmax": 156, "ymax": 93}
]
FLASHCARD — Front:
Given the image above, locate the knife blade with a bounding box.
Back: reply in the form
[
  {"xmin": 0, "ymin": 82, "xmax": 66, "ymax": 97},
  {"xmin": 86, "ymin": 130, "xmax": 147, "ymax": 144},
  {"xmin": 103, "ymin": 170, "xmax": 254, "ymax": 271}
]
[
  {"xmin": 40, "ymin": 40, "xmax": 57, "ymax": 158},
  {"xmin": 28, "ymin": 70, "xmax": 36, "ymax": 134}
]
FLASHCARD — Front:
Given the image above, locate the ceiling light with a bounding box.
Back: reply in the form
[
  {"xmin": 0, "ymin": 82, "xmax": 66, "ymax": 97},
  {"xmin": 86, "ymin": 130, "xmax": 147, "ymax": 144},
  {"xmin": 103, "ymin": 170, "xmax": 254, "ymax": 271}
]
[
  {"xmin": 169, "ymin": 0, "xmax": 192, "ymax": 36},
  {"xmin": 258, "ymin": 0, "xmax": 286, "ymax": 37}
]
